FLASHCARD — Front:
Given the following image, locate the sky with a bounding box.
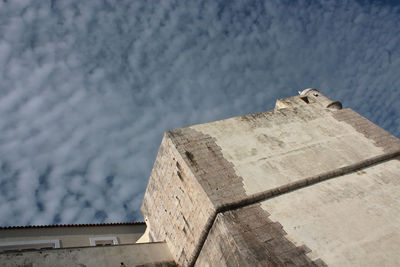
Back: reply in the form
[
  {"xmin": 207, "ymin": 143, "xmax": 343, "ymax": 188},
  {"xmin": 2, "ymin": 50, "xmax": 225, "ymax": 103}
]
[{"xmin": 0, "ymin": 0, "xmax": 399, "ymax": 226}]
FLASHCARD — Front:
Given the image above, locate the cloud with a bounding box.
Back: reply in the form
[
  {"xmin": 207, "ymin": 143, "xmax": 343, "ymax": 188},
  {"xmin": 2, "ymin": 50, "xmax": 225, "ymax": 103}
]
[{"xmin": 0, "ymin": 0, "xmax": 399, "ymax": 226}]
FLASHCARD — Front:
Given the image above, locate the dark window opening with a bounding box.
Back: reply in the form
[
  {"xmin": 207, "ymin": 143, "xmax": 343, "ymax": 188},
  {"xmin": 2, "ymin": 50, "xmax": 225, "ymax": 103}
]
[
  {"xmin": 95, "ymin": 240, "xmax": 114, "ymax": 246},
  {"xmin": 300, "ymin": 96, "xmax": 309, "ymax": 104}
]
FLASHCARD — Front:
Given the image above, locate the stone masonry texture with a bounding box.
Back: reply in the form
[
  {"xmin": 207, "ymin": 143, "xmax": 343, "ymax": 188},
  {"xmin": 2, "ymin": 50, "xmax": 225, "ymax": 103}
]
[
  {"xmin": 141, "ymin": 136, "xmax": 216, "ymax": 266},
  {"xmin": 196, "ymin": 203, "xmax": 325, "ymax": 267},
  {"xmin": 142, "ymin": 126, "xmax": 321, "ymax": 266},
  {"xmin": 142, "ymin": 91, "xmax": 400, "ymax": 266},
  {"xmin": 332, "ymin": 108, "xmax": 400, "ymax": 153}
]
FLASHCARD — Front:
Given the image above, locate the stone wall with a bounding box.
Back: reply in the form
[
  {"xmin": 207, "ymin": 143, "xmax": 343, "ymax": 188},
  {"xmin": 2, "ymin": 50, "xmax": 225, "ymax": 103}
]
[
  {"xmin": 141, "ymin": 135, "xmax": 215, "ymax": 266},
  {"xmin": 196, "ymin": 203, "xmax": 325, "ymax": 267},
  {"xmin": 0, "ymin": 242, "xmax": 174, "ymax": 267},
  {"xmin": 260, "ymin": 157, "xmax": 400, "ymax": 266},
  {"xmin": 141, "ymin": 91, "xmax": 400, "ymax": 266},
  {"xmin": 333, "ymin": 108, "xmax": 400, "ymax": 153}
]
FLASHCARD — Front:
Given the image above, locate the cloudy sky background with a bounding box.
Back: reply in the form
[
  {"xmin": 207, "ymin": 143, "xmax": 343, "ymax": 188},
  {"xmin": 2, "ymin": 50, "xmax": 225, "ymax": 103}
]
[{"xmin": 0, "ymin": 0, "xmax": 399, "ymax": 226}]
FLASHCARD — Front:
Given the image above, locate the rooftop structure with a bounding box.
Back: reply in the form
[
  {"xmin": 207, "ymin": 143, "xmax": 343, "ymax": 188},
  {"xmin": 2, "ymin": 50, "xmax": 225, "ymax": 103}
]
[
  {"xmin": 0, "ymin": 222, "xmax": 146, "ymax": 250},
  {"xmin": 1, "ymin": 89, "xmax": 400, "ymax": 267}
]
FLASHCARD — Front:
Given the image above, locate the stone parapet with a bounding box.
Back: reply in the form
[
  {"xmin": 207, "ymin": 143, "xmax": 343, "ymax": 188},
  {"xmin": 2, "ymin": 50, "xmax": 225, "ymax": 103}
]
[{"xmin": 0, "ymin": 242, "xmax": 174, "ymax": 267}]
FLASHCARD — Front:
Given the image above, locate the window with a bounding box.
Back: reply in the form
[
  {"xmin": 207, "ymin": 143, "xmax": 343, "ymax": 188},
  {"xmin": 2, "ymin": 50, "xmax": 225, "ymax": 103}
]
[
  {"xmin": 0, "ymin": 240, "xmax": 60, "ymax": 252},
  {"xmin": 89, "ymin": 237, "xmax": 118, "ymax": 246},
  {"xmin": 300, "ymin": 96, "xmax": 309, "ymax": 104}
]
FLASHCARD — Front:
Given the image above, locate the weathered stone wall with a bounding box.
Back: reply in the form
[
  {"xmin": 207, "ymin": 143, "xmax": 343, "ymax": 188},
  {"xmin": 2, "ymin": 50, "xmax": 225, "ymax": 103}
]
[
  {"xmin": 196, "ymin": 203, "xmax": 325, "ymax": 267},
  {"xmin": 191, "ymin": 103, "xmax": 390, "ymax": 197},
  {"xmin": 142, "ymin": 91, "xmax": 400, "ymax": 266},
  {"xmin": 168, "ymin": 127, "xmax": 248, "ymax": 211},
  {"xmin": 261, "ymin": 157, "xmax": 400, "ymax": 266},
  {"xmin": 0, "ymin": 242, "xmax": 174, "ymax": 267},
  {"xmin": 141, "ymin": 135, "xmax": 215, "ymax": 266},
  {"xmin": 333, "ymin": 108, "xmax": 400, "ymax": 153}
]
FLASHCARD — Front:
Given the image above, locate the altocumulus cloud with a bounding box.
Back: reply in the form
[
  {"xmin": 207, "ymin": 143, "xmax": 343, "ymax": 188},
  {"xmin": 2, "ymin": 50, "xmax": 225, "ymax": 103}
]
[{"xmin": 0, "ymin": 0, "xmax": 399, "ymax": 226}]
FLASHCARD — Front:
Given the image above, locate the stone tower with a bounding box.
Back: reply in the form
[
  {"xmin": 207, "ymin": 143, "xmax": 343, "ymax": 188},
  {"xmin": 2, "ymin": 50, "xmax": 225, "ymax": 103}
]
[{"xmin": 142, "ymin": 89, "xmax": 400, "ymax": 266}]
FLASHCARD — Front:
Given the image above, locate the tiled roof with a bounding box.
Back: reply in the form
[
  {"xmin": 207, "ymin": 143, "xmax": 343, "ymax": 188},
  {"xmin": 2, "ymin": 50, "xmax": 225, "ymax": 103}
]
[{"xmin": 0, "ymin": 221, "xmax": 145, "ymax": 229}]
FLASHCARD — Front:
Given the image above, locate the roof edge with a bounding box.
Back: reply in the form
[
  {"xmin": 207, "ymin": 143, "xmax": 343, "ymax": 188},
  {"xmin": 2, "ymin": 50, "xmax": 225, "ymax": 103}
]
[{"xmin": 0, "ymin": 221, "xmax": 145, "ymax": 230}]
